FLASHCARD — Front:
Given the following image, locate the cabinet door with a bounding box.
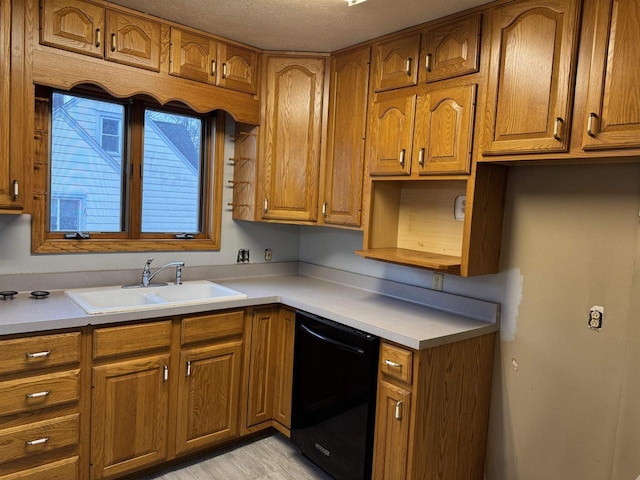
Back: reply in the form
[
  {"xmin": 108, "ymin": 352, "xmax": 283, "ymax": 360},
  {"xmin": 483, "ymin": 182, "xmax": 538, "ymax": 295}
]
[
  {"xmin": 217, "ymin": 43, "xmax": 258, "ymax": 94},
  {"xmin": 582, "ymin": 0, "xmax": 640, "ymax": 150},
  {"xmin": 483, "ymin": 0, "xmax": 581, "ymax": 155},
  {"xmin": 272, "ymin": 309, "xmax": 295, "ymax": 429},
  {"xmin": 372, "ymin": 33, "xmax": 421, "ymax": 92},
  {"xmin": 421, "ymin": 13, "xmax": 481, "ymax": 83},
  {"xmin": 40, "ymin": 0, "xmax": 105, "ymax": 58},
  {"xmin": 91, "ymin": 355, "xmax": 169, "ymax": 480},
  {"xmin": 322, "ymin": 46, "xmax": 370, "ymax": 227},
  {"xmin": 246, "ymin": 308, "xmax": 276, "ymax": 427},
  {"xmin": 262, "ymin": 56, "xmax": 324, "ymax": 222},
  {"xmin": 176, "ymin": 340, "xmax": 242, "ymax": 454},
  {"xmin": 169, "ymin": 27, "xmax": 217, "ymax": 84},
  {"xmin": 368, "ymin": 90, "xmax": 416, "ymax": 176},
  {"xmin": 413, "ymin": 84, "xmax": 476, "ymax": 175},
  {"xmin": 372, "ymin": 380, "xmax": 412, "ymax": 480},
  {"xmin": 105, "ymin": 10, "xmax": 161, "ymax": 71},
  {"xmin": 0, "ymin": 0, "xmax": 20, "ymax": 211}
]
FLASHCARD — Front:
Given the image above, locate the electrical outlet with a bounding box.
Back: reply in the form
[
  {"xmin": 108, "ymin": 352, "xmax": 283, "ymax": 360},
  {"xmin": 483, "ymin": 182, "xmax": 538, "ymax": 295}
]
[
  {"xmin": 588, "ymin": 306, "xmax": 603, "ymax": 330},
  {"xmin": 264, "ymin": 248, "xmax": 272, "ymax": 262},
  {"xmin": 237, "ymin": 249, "xmax": 250, "ymax": 263},
  {"xmin": 432, "ymin": 273, "xmax": 444, "ymax": 291}
]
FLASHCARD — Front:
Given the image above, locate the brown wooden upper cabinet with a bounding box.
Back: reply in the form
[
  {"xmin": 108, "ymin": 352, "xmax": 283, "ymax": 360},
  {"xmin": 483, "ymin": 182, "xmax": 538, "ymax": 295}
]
[
  {"xmin": 322, "ymin": 46, "xmax": 371, "ymax": 227},
  {"xmin": 482, "ymin": 0, "xmax": 581, "ymax": 155},
  {"xmin": 170, "ymin": 27, "xmax": 258, "ymax": 95},
  {"xmin": 413, "ymin": 84, "xmax": 476, "ymax": 175},
  {"xmin": 582, "ymin": 0, "xmax": 640, "ymax": 150},
  {"xmin": 369, "ymin": 84, "xmax": 476, "ymax": 176},
  {"xmin": 0, "ymin": 0, "xmax": 21, "ymax": 212},
  {"xmin": 420, "ymin": 13, "xmax": 482, "ymax": 83},
  {"xmin": 372, "ymin": 33, "xmax": 421, "ymax": 92},
  {"xmin": 368, "ymin": 90, "xmax": 416, "ymax": 176},
  {"xmin": 261, "ymin": 55, "xmax": 325, "ymax": 223},
  {"xmin": 40, "ymin": 0, "xmax": 162, "ymax": 71}
]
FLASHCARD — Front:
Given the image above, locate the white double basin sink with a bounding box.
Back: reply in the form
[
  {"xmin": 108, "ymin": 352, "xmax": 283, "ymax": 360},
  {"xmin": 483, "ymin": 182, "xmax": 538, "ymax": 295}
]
[{"xmin": 65, "ymin": 280, "xmax": 247, "ymax": 315}]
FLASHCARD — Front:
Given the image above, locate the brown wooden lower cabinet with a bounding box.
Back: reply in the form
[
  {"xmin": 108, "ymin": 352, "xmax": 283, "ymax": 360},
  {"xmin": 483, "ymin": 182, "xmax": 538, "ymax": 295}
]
[
  {"xmin": 91, "ymin": 354, "xmax": 170, "ymax": 480},
  {"xmin": 373, "ymin": 380, "xmax": 412, "ymax": 479},
  {"xmin": 0, "ymin": 329, "xmax": 85, "ymax": 480},
  {"xmin": 373, "ymin": 334, "xmax": 495, "ymax": 480},
  {"xmin": 0, "ymin": 309, "xmax": 494, "ymax": 480},
  {"xmin": 244, "ymin": 307, "xmax": 295, "ymax": 434},
  {"xmin": 175, "ymin": 340, "xmax": 242, "ymax": 454}
]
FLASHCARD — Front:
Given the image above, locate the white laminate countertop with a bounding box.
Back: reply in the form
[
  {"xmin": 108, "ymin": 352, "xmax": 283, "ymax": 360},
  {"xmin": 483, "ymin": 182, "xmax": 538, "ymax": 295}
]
[{"xmin": 0, "ymin": 269, "xmax": 499, "ymax": 350}]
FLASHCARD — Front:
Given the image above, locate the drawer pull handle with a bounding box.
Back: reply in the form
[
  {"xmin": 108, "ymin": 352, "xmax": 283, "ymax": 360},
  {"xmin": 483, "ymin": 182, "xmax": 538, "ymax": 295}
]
[
  {"xmin": 26, "ymin": 436, "xmax": 49, "ymax": 446},
  {"xmin": 26, "ymin": 390, "xmax": 50, "ymax": 399},
  {"xmin": 395, "ymin": 400, "xmax": 403, "ymax": 420},
  {"xmin": 26, "ymin": 350, "xmax": 51, "ymax": 358},
  {"xmin": 384, "ymin": 359, "xmax": 402, "ymax": 368}
]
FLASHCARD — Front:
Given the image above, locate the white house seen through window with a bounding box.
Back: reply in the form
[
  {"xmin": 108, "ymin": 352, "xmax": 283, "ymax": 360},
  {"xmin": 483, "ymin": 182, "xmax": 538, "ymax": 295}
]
[{"xmin": 49, "ymin": 91, "xmax": 206, "ymax": 235}]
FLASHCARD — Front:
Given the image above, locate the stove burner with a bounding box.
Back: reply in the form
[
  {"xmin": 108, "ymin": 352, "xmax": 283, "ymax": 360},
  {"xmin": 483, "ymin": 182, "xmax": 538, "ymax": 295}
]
[
  {"xmin": 30, "ymin": 290, "xmax": 50, "ymax": 299},
  {"xmin": 0, "ymin": 290, "xmax": 18, "ymax": 300}
]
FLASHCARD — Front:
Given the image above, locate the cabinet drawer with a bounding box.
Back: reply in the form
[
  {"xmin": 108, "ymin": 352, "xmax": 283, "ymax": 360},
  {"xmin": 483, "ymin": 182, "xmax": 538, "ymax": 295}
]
[
  {"xmin": 0, "ymin": 414, "xmax": 79, "ymax": 465},
  {"xmin": 93, "ymin": 320, "xmax": 172, "ymax": 359},
  {"xmin": 0, "ymin": 455, "xmax": 78, "ymax": 480},
  {"xmin": 0, "ymin": 333, "xmax": 81, "ymax": 376},
  {"xmin": 0, "ymin": 370, "xmax": 80, "ymax": 417},
  {"xmin": 181, "ymin": 310, "xmax": 244, "ymax": 345},
  {"xmin": 380, "ymin": 343, "xmax": 413, "ymax": 384}
]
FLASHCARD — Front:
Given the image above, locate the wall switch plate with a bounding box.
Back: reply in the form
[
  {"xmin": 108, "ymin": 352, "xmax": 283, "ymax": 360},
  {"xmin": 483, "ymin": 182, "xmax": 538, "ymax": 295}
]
[{"xmin": 454, "ymin": 195, "xmax": 466, "ymax": 221}]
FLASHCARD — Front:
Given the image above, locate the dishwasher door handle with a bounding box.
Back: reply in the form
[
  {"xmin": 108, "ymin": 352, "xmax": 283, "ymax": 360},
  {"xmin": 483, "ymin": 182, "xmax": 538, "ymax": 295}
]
[{"xmin": 299, "ymin": 324, "xmax": 365, "ymax": 355}]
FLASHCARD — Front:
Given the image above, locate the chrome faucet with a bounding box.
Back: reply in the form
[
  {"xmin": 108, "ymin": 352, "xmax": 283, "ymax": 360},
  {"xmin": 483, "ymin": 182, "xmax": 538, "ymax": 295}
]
[{"xmin": 141, "ymin": 258, "xmax": 185, "ymax": 287}]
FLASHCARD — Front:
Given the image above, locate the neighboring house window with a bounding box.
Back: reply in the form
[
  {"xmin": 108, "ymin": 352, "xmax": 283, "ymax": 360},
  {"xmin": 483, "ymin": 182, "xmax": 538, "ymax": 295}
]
[
  {"xmin": 50, "ymin": 196, "xmax": 84, "ymax": 231},
  {"xmin": 100, "ymin": 117, "xmax": 122, "ymax": 154},
  {"xmin": 32, "ymin": 87, "xmax": 223, "ymax": 253}
]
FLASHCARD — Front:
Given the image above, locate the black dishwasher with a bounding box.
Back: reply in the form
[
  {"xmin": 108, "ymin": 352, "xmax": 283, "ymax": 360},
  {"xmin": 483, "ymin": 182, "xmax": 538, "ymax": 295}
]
[{"xmin": 291, "ymin": 310, "xmax": 379, "ymax": 480}]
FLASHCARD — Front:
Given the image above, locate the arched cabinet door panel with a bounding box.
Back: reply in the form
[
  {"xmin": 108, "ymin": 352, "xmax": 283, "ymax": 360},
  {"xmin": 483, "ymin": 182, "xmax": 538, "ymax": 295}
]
[{"xmin": 483, "ymin": 0, "xmax": 581, "ymax": 155}]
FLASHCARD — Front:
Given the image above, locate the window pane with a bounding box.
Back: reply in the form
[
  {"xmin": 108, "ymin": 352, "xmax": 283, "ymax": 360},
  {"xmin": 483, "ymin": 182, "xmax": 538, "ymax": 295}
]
[
  {"xmin": 142, "ymin": 110, "xmax": 203, "ymax": 233},
  {"xmin": 50, "ymin": 92, "xmax": 124, "ymax": 232}
]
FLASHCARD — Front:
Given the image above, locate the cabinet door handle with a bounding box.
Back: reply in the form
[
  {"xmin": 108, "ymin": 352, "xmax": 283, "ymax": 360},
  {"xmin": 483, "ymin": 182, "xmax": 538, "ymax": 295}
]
[
  {"xmin": 26, "ymin": 350, "xmax": 51, "ymax": 358},
  {"xmin": 211, "ymin": 60, "xmax": 216, "ymax": 77},
  {"xmin": 384, "ymin": 359, "xmax": 402, "ymax": 368},
  {"xmin": 322, "ymin": 202, "xmax": 328, "ymax": 217},
  {"xmin": 95, "ymin": 28, "xmax": 102, "ymax": 48},
  {"xmin": 587, "ymin": 112, "xmax": 598, "ymax": 138},
  {"xmin": 26, "ymin": 390, "xmax": 50, "ymax": 399},
  {"xmin": 425, "ymin": 53, "xmax": 432, "ymax": 72},
  {"xmin": 418, "ymin": 147, "xmax": 425, "ymax": 167},
  {"xmin": 263, "ymin": 198, "xmax": 269, "ymax": 214},
  {"xmin": 186, "ymin": 361, "xmax": 192, "ymax": 377},
  {"xmin": 395, "ymin": 400, "xmax": 403, "ymax": 420},
  {"xmin": 405, "ymin": 58, "xmax": 413, "ymax": 76},
  {"xmin": 163, "ymin": 365, "xmax": 169, "ymax": 382},
  {"xmin": 12, "ymin": 179, "xmax": 19, "ymax": 200},
  {"xmin": 399, "ymin": 149, "xmax": 406, "ymax": 167},
  {"xmin": 222, "ymin": 63, "xmax": 228, "ymax": 79},
  {"xmin": 110, "ymin": 33, "xmax": 116, "ymax": 52},
  {"xmin": 26, "ymin": 436, "xmax": 49, "ymax": 446},
  {"xmin": 553, "ymin": 117, "xmax": 563, "ymax": 141}
]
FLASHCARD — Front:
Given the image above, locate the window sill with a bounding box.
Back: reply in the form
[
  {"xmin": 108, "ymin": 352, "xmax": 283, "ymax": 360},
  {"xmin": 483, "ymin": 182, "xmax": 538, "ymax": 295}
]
[{"xmin": 32, "ymin": 238, "xmax": 220, "ymax": 254}]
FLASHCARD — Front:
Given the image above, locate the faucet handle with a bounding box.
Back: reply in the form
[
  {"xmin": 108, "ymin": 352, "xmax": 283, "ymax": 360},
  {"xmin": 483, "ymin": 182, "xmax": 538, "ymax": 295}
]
[{"xmin": 144, "ymin": 258, "xmax": 154, "ymax": 271}]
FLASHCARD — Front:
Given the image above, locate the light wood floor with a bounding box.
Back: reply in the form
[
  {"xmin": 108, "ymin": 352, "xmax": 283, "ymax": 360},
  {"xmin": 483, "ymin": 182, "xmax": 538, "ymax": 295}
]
[{"xmin": 139, "ymin": 434, "xmax": 334, "ymax": 480}]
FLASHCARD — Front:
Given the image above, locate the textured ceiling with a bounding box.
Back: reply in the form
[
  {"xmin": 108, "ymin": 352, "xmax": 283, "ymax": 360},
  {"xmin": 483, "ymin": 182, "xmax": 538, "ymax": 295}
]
[{"xmin": 110, "ymin": 0, "xmax": 490, "ymax": 52}]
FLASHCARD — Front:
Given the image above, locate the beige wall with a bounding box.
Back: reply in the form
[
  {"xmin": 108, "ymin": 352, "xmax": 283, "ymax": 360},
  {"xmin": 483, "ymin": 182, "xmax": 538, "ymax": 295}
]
[{"xmin": 486, "ymin": 163, "xmax": 640, "ymax": 480}]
